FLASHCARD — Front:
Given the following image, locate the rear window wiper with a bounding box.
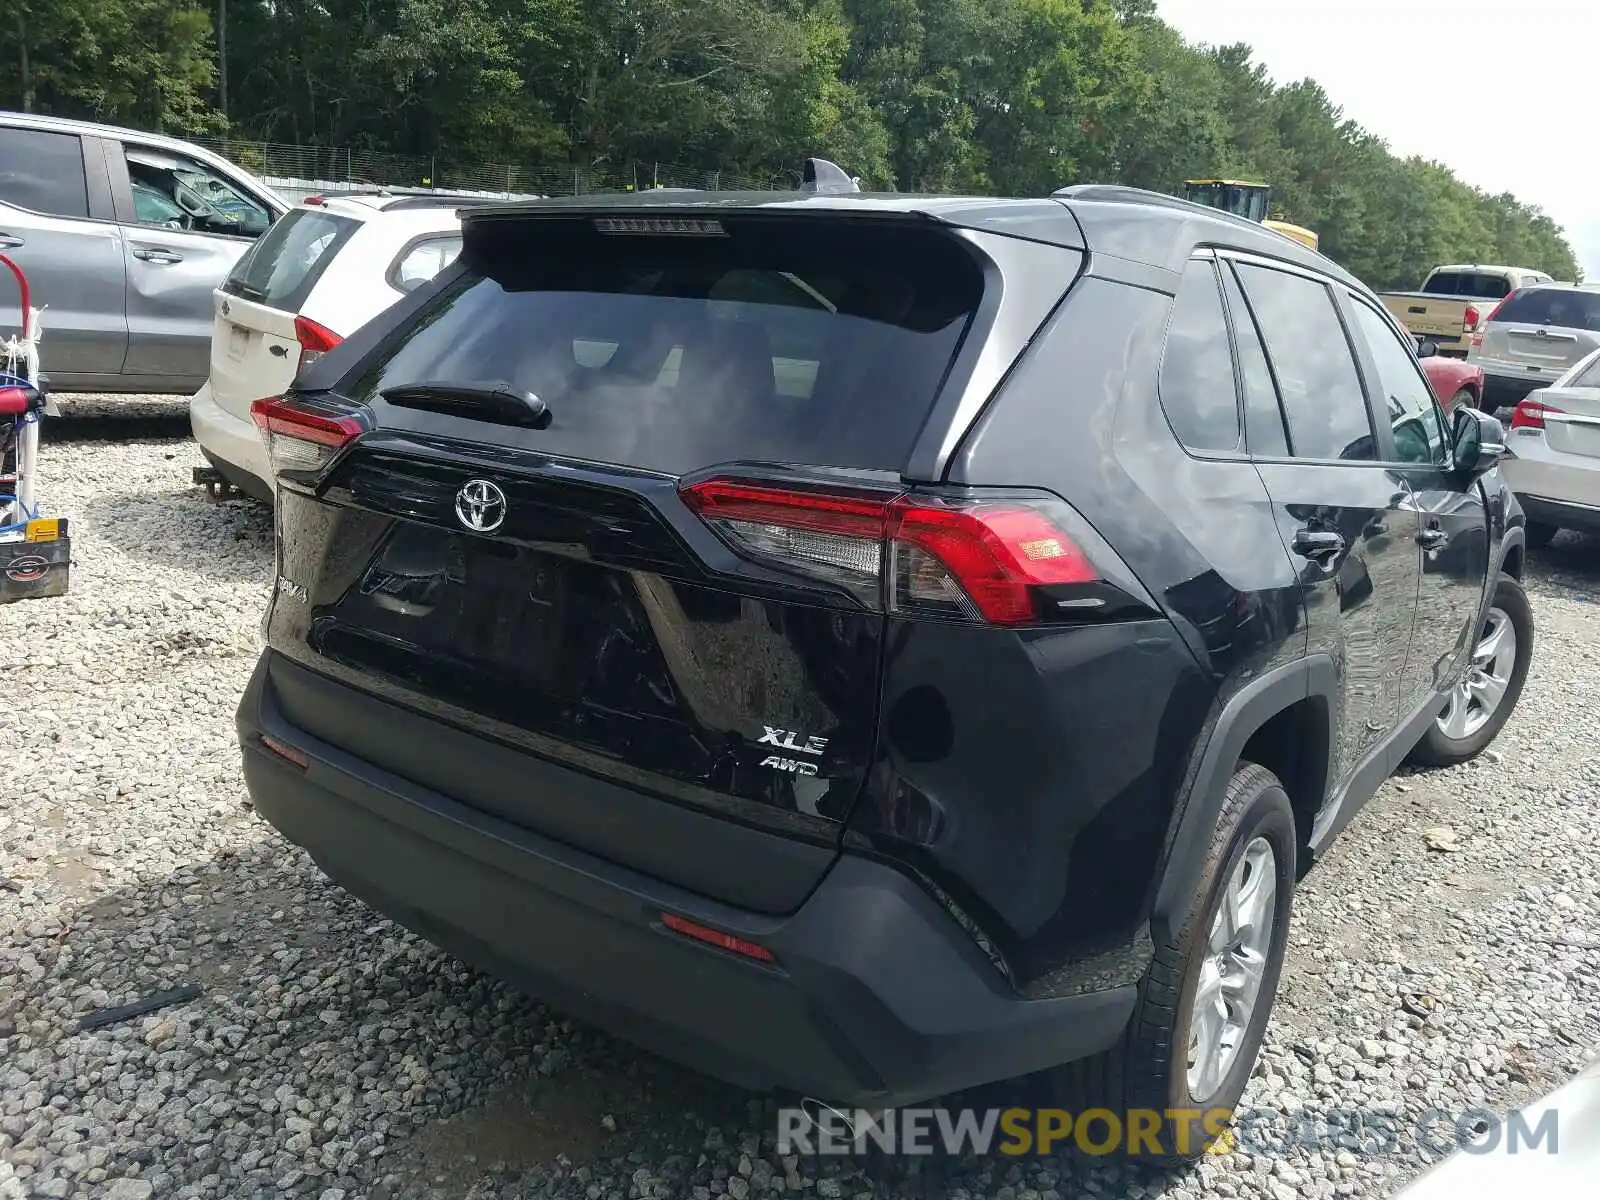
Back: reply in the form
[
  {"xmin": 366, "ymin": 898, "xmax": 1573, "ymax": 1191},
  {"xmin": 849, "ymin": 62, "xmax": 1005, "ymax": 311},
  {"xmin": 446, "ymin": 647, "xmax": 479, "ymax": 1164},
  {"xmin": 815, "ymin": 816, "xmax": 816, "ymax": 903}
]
[{"xmin": 380, "ymin": 381, "xmax": 551, "ymax": 429}]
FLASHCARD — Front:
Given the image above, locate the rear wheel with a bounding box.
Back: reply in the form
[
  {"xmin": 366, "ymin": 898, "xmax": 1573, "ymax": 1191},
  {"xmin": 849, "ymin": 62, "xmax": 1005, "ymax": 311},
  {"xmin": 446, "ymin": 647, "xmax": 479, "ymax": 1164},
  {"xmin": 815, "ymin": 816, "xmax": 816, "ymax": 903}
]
[
  {"xmin": 1408, "ymin": 573, "xmax": 1532, "ymax": 767},
  {"xmin": 1449, "ymin": 387, "xmax": 1476, "ymax": 412},
  {"xmin": 1044, "ymin": 763, "xmax": 1296, "ymax": 1163},
  {"xmin": 1525, "ymin": 521, "xmax": 1558, "ymax": 550}
]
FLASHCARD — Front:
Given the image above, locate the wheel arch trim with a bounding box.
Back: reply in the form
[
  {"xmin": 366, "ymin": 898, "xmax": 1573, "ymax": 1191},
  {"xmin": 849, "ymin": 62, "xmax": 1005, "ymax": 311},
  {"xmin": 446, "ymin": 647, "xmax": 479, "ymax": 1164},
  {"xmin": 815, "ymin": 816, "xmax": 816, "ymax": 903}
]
[{"xmin": 1150, "ymin": 653, "xmax": 1337, "ymax": 942}]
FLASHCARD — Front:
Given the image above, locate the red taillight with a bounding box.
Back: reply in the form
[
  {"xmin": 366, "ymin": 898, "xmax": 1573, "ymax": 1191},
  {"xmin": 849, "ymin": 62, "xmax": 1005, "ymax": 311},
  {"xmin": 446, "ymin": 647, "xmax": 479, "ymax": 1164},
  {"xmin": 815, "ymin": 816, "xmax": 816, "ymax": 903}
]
[
  {"xmin": 1510, "ymin": 397, "xmax": 1559, "ymax": 430},
  {"xmin": 680, "ymin": 478, "xmax": 1101, "ymax": 627},
  {"xmin": 1464, "ymin": 304, "xmax": 1480, "ymax": 334},
  {"xmin": 250, "ymin": 395, "xmax": 367, "ymax": 476},
  {"xmin": 681, "ymin": 479, "xmax": 888, "ymax": 538},
  {"xmin": 660, "ymin": 913, "xmax": 776, "ymax": 963},
  {"xmin": 888, "ymin": 497, "xmax": 1096, "ymax": 624},
  {"xmin": 679, "ymin": 479, "xmax": 888, "ymax": 601},
  {"xmin": 293, "ymin": 315, "xmax": 343, "ymax": 366}
]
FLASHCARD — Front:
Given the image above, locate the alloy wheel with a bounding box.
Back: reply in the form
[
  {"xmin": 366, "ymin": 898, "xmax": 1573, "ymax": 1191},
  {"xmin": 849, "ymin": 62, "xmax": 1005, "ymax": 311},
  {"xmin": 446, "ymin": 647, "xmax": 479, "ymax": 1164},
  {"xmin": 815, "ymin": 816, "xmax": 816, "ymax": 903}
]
[
  {"xmin": 1436, "ymin": 607, "xmax": 1516, "ymax": 741},
  {"xmin": 1187, "ymin": 837, "xmax": 1277, "ymax": 1102}
]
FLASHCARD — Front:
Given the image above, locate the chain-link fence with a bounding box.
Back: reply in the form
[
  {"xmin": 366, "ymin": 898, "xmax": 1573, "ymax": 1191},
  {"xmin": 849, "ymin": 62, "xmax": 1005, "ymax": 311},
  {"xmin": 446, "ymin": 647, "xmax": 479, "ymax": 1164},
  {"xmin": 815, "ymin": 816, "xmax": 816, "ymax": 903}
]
[{"xmin": 191, "ymin": 136, "xmax": 786, "ymax": 197}]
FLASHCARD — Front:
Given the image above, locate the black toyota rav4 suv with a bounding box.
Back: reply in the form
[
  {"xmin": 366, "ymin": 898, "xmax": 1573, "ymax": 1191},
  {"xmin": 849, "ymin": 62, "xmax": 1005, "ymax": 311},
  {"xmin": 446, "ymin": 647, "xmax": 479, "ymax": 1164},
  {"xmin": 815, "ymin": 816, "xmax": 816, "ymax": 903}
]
[{"xmin": 238, "ymin": 176, "xmax": 1534, "ymax": 1157}]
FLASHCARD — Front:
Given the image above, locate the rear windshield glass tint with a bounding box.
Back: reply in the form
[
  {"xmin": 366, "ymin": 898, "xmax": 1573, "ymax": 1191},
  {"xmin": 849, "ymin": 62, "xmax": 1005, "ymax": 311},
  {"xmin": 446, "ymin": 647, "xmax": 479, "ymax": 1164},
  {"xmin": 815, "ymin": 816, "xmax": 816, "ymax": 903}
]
[
  {"xmin": 344, "ymin": 216, "xmax": 985, "ymax": 475},
  {"xmin": 223, "ymin": 208, "xmax": 360, "ymax": 311},
  {"xmin": 1422, "ymin": 272, "xmax": 1511, "ymax": 299},
  {"xmin": 1492, "ymin": 289, "xmax": 1600, "ymax": 330}
]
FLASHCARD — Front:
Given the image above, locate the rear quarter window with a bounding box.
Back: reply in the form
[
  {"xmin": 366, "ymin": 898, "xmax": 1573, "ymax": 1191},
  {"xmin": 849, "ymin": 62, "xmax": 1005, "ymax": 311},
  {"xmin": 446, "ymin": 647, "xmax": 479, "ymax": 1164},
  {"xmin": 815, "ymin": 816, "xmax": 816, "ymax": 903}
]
[
  {"xmin": 344, "ymin": 216, "xmax": 987, "ymax": 476},
  {"xmin": 223, "ymin": 208, "xmax": 361, "ymax": 312},
  {"xmin": 1158, "ymin": 260, "xmax": 1240, "ymax": 452},
  {"xmin": 387, "ymin": 234, "xmax": 462, "ymax": 294}
]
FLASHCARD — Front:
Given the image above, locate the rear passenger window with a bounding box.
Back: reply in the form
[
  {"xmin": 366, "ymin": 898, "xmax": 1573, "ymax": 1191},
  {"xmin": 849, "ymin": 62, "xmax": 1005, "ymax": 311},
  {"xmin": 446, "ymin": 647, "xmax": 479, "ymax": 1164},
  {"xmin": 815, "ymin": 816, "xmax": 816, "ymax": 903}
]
[
  {"xmin": 1158, "ymin": 260, "xmax": 1239, "ymax": 452},
  {"xmin": 1234, "ymin": 263, "xmax": 1375, "ymax": 462},
  {"xmin": 1219, "ymin": 266, "xmax": 1289, "ymax": 458},
  {"xmin": 0, "ymin": 128, "xmax": 89, "ymax": 219}
]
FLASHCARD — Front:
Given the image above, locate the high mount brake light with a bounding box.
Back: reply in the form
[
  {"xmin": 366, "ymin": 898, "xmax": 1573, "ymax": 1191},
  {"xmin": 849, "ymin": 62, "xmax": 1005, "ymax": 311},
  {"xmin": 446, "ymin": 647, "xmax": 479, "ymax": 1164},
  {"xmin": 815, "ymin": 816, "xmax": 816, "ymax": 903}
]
[
  {"xmin": 1510, "ymin": 398, "xmax": 1559, "ymax": 431},
  {"xmin": 680, "ymin": 479, "xmax": 1100, "ymax": 627},
  {"xmin": 250, "ymin": 396, "xmax": 367, "ymax": 476}
]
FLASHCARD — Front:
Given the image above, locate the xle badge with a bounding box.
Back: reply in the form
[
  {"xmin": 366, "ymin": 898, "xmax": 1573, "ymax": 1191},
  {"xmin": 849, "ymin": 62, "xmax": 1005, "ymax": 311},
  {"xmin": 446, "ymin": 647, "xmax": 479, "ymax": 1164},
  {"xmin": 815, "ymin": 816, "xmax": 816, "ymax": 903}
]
[{"xmin": 758, "ymin": 726, "xmax": 828, "ymax": 777}]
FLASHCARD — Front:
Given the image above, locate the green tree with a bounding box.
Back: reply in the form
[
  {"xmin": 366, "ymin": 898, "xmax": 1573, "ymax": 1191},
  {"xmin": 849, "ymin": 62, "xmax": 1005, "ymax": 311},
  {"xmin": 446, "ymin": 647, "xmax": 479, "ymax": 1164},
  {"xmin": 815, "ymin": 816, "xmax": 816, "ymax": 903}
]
[
  {"xmin": 2, "ymin": 0, "xmax": 221, "ymax": 132},
  {"xmin": 0, "ymin": 0, "xmax": 1581, "ymax": 281}
]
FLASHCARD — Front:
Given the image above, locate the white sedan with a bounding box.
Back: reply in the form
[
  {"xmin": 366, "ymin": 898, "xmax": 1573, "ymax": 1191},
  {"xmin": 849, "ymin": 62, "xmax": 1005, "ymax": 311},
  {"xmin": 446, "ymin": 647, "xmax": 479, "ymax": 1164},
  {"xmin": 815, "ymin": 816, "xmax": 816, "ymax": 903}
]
[{"xmin": 1500, "ymin": 344, "xmax": 1600, "ymax": 548}]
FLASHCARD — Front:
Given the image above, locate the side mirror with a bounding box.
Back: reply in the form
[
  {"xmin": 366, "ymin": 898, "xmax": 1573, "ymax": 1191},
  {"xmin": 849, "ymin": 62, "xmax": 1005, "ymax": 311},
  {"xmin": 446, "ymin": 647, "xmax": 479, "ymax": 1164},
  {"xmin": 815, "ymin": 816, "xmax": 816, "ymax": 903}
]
[
  {"xmin": 1451, "ymin": 406, "xmax": 1505, "ymax": 476},
  {"xmin": 1416, "ymin": 338, "xmax": 1440, "ymax": 359}
]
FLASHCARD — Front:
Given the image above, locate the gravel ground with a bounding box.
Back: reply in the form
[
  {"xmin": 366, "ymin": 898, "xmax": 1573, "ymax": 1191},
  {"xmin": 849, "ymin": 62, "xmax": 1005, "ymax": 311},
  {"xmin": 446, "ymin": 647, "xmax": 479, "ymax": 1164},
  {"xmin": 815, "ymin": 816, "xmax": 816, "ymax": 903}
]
[{"xmin": 2, "ymin": 395, "xmax": 1599, "ymax": 1200}]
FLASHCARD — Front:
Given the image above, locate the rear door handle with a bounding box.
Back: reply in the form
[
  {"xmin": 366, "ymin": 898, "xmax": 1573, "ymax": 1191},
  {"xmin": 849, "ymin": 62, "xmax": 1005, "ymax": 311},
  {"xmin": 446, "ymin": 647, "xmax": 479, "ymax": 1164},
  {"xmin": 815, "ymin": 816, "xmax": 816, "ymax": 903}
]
[
  {"xmin": 133, "ymin": 248, "xmax": 183, "ymax": 265},
  {"xmin": 1417, "ymin": 526, "xmax": 1450, "ymax": 551},
  {"xmin": 0, "ymin": 234, "xmax": 23, "ymax": 251},
  {"xmin": 1291, "ymin": 528, "xmax": 1346, "ymax": 563}
]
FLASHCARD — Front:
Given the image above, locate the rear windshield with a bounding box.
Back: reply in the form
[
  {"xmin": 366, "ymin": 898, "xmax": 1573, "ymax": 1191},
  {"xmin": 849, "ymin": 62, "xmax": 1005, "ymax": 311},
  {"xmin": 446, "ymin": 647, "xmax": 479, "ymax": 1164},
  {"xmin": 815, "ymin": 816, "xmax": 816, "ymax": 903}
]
[
  {"xmin": 1491, "ymin": 288, "xmax": 1600, "ymax": 330},
  {"xmin": 344, "ymin": 215, "xmax": 985, "ymax": 475},
  {"xmin": 1421, "ymin": 271, "xmax": 1512, "ymax": 299},
  {"xmin": 223, "ymin": 208, "xmax": 360, "ymax": 312}
]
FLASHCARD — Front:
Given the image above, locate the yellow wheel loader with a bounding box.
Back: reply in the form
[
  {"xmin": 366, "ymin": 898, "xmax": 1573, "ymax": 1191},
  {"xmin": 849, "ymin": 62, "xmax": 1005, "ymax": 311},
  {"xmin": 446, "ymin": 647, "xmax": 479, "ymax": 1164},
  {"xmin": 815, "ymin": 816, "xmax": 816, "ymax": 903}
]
[{"xmin": 1181, "ymin": 180, "xmax": 1319, "ymax": 253}]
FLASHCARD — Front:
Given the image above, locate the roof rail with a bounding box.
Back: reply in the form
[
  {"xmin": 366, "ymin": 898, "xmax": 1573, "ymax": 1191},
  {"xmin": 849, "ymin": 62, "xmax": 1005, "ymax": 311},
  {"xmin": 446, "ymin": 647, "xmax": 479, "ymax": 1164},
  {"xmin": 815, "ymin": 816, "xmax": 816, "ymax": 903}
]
[
  {"xmin": 1053, "ymin": 183, "xmax": 1273, "ymax": 237},
  {"xmin": 382, "ymin": 193, "xmax": 502, "ymax": 212}
]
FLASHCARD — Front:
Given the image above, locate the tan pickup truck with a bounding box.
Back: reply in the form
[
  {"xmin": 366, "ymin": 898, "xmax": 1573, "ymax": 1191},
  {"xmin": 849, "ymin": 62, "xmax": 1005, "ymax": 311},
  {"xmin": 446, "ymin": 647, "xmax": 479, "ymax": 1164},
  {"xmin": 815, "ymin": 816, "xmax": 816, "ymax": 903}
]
[{"xmin": 1379, "ymin": 264, "xmax": 1555, "ymax": 358}]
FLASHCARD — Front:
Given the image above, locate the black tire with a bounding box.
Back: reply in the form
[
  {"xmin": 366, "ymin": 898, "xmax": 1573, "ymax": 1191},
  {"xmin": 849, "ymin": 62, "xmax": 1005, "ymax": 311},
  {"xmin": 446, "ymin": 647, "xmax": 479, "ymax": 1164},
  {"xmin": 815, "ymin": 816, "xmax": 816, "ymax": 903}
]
[
  {"xmin": 1044, "ymin": 763, "xmax": 1296, "ymax": 1164},
  {"xmin": 1525, "ymin": 521, "xmax": 1558, "ymax": 550},
  {"xmin": 1408, "ymin": 572, "xmax": 1533, "ymax": 768},
  {"xmin": 1449, "ymin": 387, "xmax": 1476, "ymax": 412}
]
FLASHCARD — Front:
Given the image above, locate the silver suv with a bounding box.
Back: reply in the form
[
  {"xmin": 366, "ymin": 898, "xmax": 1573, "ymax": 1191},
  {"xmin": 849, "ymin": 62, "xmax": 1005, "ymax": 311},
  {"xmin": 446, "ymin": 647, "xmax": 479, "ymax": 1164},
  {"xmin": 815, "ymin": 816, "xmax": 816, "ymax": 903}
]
[
  {"xmin": 1468, "ymin": 283, "xmax": 1600, "ymax": 417},
  {"xmin": 0, "ymin": 112, "xmax": 287, "ymax": 394}
]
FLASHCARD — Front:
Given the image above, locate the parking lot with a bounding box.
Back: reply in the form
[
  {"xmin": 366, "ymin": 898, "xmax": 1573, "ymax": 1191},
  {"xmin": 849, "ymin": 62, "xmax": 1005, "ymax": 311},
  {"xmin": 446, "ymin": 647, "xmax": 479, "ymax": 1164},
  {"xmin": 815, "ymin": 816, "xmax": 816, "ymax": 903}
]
[{"xmin": 2, "ymin": 396, "xmax": 1599, "ymax": 1200}]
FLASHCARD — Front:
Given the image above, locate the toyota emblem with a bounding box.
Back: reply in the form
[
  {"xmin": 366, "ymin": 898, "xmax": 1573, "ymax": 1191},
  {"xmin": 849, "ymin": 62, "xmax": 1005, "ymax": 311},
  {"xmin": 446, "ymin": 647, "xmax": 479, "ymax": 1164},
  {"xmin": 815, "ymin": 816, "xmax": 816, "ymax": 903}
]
[{"xmin": 454, "ymin": 479, "xmax": 507, "ymax": 533}]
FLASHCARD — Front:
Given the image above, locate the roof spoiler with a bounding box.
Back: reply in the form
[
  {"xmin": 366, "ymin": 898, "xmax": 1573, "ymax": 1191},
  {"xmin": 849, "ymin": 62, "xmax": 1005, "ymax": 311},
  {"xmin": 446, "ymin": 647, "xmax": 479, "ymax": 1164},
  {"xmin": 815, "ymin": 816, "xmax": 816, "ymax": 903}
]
[{"xmin": 801, "ymin": 158, "xmax": 860, "ymax": 195}]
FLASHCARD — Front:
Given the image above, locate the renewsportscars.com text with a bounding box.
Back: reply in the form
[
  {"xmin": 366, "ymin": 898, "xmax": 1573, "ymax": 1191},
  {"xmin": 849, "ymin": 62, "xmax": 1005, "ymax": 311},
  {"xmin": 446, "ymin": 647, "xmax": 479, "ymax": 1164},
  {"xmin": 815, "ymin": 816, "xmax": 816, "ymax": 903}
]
[{"xmin": 777, "ymin": 1105, "xmax": 1560, "ymax": 1159}]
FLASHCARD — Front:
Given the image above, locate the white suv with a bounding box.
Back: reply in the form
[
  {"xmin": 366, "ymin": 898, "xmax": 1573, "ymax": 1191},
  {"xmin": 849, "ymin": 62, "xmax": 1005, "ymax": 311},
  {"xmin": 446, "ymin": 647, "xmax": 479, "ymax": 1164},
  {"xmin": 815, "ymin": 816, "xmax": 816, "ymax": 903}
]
[{"xmin": 189, "ymin": 190, "xmax": 489, "ymax": 500}]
